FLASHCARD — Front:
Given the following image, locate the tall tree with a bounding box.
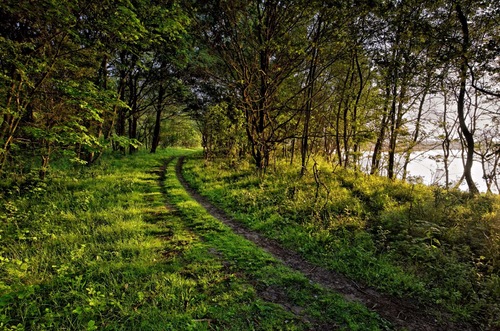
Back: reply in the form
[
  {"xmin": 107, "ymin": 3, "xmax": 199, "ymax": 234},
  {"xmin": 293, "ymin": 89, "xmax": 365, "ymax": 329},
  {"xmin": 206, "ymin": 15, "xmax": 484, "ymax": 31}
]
[
  {"xmin": 455, "ymin": 2, "xmax": 479, "ymax": 193},
  {"xmin": 0, "ymin": 0, "xmax": 190, "ymax": 176},
  {"xmin": 193, "ymin": 0, "xmax": 312, "ymax": 170},
  {"xmin": 0, "ymin": 0, "xmax": 143, "ymax": 174},
  {"xmin": 300, "ymin": 13, "xmax": 323, "ymax": 176}
]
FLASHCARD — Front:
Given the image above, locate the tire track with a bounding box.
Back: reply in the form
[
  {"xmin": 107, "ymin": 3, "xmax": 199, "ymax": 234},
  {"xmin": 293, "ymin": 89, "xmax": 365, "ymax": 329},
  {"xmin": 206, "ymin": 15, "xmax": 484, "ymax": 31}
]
[
  {"xmin": 158, "ymin": 157, "xmax": 318, "ymax": 328},
  {"xmin": 175, "ymin": 156, "xmax": 475, "ymax": 331}
]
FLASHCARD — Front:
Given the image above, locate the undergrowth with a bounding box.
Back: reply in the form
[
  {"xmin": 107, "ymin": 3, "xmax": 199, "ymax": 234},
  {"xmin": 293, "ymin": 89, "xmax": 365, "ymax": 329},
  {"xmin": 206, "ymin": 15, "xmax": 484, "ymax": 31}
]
[{"xmin": 182, "ymin": 155, "xmax": 500, "ymax": 329}]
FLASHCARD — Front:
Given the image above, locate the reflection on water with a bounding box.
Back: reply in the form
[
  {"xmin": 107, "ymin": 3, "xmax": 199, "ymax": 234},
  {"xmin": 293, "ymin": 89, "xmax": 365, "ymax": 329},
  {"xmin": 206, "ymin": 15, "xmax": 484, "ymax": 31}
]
[{"xmin": 360, "ymin": 150, "xmax": 493, "ymax": 193}]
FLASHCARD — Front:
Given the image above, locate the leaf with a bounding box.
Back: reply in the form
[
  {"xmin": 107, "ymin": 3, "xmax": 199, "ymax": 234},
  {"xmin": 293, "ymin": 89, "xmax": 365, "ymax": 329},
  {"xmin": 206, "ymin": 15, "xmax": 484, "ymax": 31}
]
[{"xmin": 87, "ymin": 320, "xmax": 97, "ymax": 331}]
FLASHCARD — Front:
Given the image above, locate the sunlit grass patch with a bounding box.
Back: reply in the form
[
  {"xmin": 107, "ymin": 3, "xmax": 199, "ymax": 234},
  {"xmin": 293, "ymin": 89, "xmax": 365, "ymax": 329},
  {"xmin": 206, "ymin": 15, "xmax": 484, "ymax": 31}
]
[
  {"xmin": 183, "ymin": 155, "xmax": 500, "ymax": 328},
  {"xmin": 4, "ymin": 149, "xmax": 365, "ymax": 330},
  {"xmin": 166, "ymin": 157, "xmax": 391, "ymax": 330}
]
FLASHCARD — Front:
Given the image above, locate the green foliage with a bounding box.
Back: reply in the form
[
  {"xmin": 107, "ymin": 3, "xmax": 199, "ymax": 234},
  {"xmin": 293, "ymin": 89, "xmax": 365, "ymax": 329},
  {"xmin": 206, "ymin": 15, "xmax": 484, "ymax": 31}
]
[
  {"xmin": 183, "ymin": 155, "xmax": 500, "ymax": 328},
  {"xmin": 110, "ymin": 134, "xmax": 142, "ymax": 151},
  {"xmin": 0, "ymin": 0, "xmax": 193, "ymax": 176},
  {"xmin": 162, "ymin": 116, "xmax": 201, "ymax": 148},
  {"xmin": 198, "ymin": 102, "xmax": 246, "ymax": 161}
]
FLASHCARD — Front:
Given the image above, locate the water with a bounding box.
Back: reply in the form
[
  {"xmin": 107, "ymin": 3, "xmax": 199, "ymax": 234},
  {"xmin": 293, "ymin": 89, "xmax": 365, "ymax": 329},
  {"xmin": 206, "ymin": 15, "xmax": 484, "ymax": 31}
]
[{"xmin": 361, "ymin": 149, "xmax": 493, "ymax": 193}]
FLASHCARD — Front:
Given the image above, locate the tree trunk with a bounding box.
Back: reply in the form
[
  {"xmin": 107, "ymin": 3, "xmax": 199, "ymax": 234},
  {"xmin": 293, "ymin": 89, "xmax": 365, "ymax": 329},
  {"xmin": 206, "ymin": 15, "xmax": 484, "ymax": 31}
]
[
  {"xmin": 370, "ymin": 85, "xmax": 390, "ymax": 175},
  {"xmin": 402, "ymin": 86, "xmax": 428, "ymax": 180},
  {"xmin": 129, "ymin": 114, "xmax": 138, "ymax": 154},
  {"xmin": 335, "ymin": 68, "xmax": 351, "ymax": 167},
  {"xmin": 387, "ymin": 64, "xmax": 399, "ymax": 180},
  {"xmin": 441, "ymin": 80, "xmax": 453, "ymax": 189},
  {"xmin": 456, "ymin": 3, "xmax": 479, "ymax": 194},
  {"xmin": 352, "ymin": 50, "xmax": 366, "ymax": 168},
  {"xmin": 343, "ymin": 59, "xmax": 356, "ymax": 168},
  {"xmin": 151, "ymin": 80, "xmax": 165, "ymax": 153},
  {"xmin": 301, "ymin": 15, "xmax": 322, "ymax": 176},
  {"xmin": 115, "ymin": 69, "xmax": 127, "ymax": 153},
  {"xmin": 252, "ymin": 3, "xmax": 271, "ymax": 171},
  {"xmin": 128, "ymin": 72, "xmax": 139, "ymax": 154}
]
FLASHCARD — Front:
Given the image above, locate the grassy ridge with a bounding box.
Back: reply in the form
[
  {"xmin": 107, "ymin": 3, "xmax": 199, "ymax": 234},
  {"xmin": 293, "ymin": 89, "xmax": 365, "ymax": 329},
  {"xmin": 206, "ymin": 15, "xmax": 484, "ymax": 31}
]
[
  {"xmin": 182, "ymin": 156, "xmax": 500, "ymax": 328},
  {"xmin": 0, "ymin": 149, "xmax": 390, "ymax": 330}
]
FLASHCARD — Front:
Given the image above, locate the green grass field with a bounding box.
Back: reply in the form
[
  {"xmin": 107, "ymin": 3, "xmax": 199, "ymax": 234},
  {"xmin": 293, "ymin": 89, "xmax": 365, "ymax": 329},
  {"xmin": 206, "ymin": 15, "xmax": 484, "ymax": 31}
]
[
  {"xmin": 182, "ymin": 155, "xmax": 500, "ymax": 329},
  {"xmin": 0, "ymin": 149, "xmax": 390, "ymax": 330}
]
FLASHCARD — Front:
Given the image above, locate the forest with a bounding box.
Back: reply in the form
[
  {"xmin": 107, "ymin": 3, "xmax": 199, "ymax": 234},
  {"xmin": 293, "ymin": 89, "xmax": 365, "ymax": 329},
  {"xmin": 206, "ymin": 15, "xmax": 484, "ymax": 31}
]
[{"xmin": 1, "ymin": 0, "xmax": 500, "ymax": 330}]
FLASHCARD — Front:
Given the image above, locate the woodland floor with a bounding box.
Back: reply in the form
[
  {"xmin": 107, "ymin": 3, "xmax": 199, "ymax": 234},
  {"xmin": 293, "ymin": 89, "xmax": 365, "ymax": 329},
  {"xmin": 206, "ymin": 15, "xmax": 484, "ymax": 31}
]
[{"xmin": 158, "ymin": 156, "xmax": 477, "ymax": 331}]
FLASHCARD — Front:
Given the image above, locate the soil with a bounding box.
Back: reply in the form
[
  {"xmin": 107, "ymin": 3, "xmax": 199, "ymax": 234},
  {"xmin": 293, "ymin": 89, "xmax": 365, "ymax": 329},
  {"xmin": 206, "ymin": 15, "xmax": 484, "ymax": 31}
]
[{"xmin": 171, "ymin": 156, "xmax": 477, "ymax": 331}]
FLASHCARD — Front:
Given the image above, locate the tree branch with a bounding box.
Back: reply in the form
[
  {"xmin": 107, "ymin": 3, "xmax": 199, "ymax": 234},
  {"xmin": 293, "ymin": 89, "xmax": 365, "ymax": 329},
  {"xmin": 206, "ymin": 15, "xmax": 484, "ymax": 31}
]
[{"xmin": 468, "ymin": 63, "xmax": 500, "ymax": 98}]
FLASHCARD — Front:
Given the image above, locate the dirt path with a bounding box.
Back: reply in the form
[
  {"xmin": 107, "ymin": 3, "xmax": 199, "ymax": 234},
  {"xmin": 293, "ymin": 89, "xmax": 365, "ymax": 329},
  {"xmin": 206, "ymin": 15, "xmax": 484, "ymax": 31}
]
[{"xmin": 174, "ymin": 156, "xmax": 475, "ymax": 331}]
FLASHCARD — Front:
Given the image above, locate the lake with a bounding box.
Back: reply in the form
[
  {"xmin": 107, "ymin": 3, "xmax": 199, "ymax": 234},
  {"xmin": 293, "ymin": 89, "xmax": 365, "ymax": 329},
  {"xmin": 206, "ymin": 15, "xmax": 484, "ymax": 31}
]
[{"xmin": 360, "ymin": 149, "xmax": 493, "ymax": 193}]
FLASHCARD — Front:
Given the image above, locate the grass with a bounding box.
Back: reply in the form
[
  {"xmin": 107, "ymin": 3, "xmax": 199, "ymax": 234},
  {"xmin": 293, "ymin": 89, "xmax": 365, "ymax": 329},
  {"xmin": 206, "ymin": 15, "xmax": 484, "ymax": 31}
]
[
  {"xmin": 162, "ymin": 156, "xmax": 391, "ymax": 330},
  {"xmin": 182, "ymin": 155, "xmax": 500, "ymax": 329},
  {"xmin": 0, "ymin": 149, "xmax": 391, "ymax": 330}
]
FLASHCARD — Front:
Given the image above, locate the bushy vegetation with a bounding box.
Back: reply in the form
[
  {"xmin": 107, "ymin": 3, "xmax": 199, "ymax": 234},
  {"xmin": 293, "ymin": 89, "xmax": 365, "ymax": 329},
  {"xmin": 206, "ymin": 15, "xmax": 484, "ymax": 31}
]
[{"xmin": 183, "ymin": 155, "xmax": 500, "ymax": 328}]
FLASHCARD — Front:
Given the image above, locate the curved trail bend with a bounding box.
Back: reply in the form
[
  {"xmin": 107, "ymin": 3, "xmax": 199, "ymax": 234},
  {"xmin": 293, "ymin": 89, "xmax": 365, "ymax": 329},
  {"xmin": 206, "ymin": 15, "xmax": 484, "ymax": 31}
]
[{"xmin": 173, "ymin": 156, "xmax": 474, "ymax": 331}]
